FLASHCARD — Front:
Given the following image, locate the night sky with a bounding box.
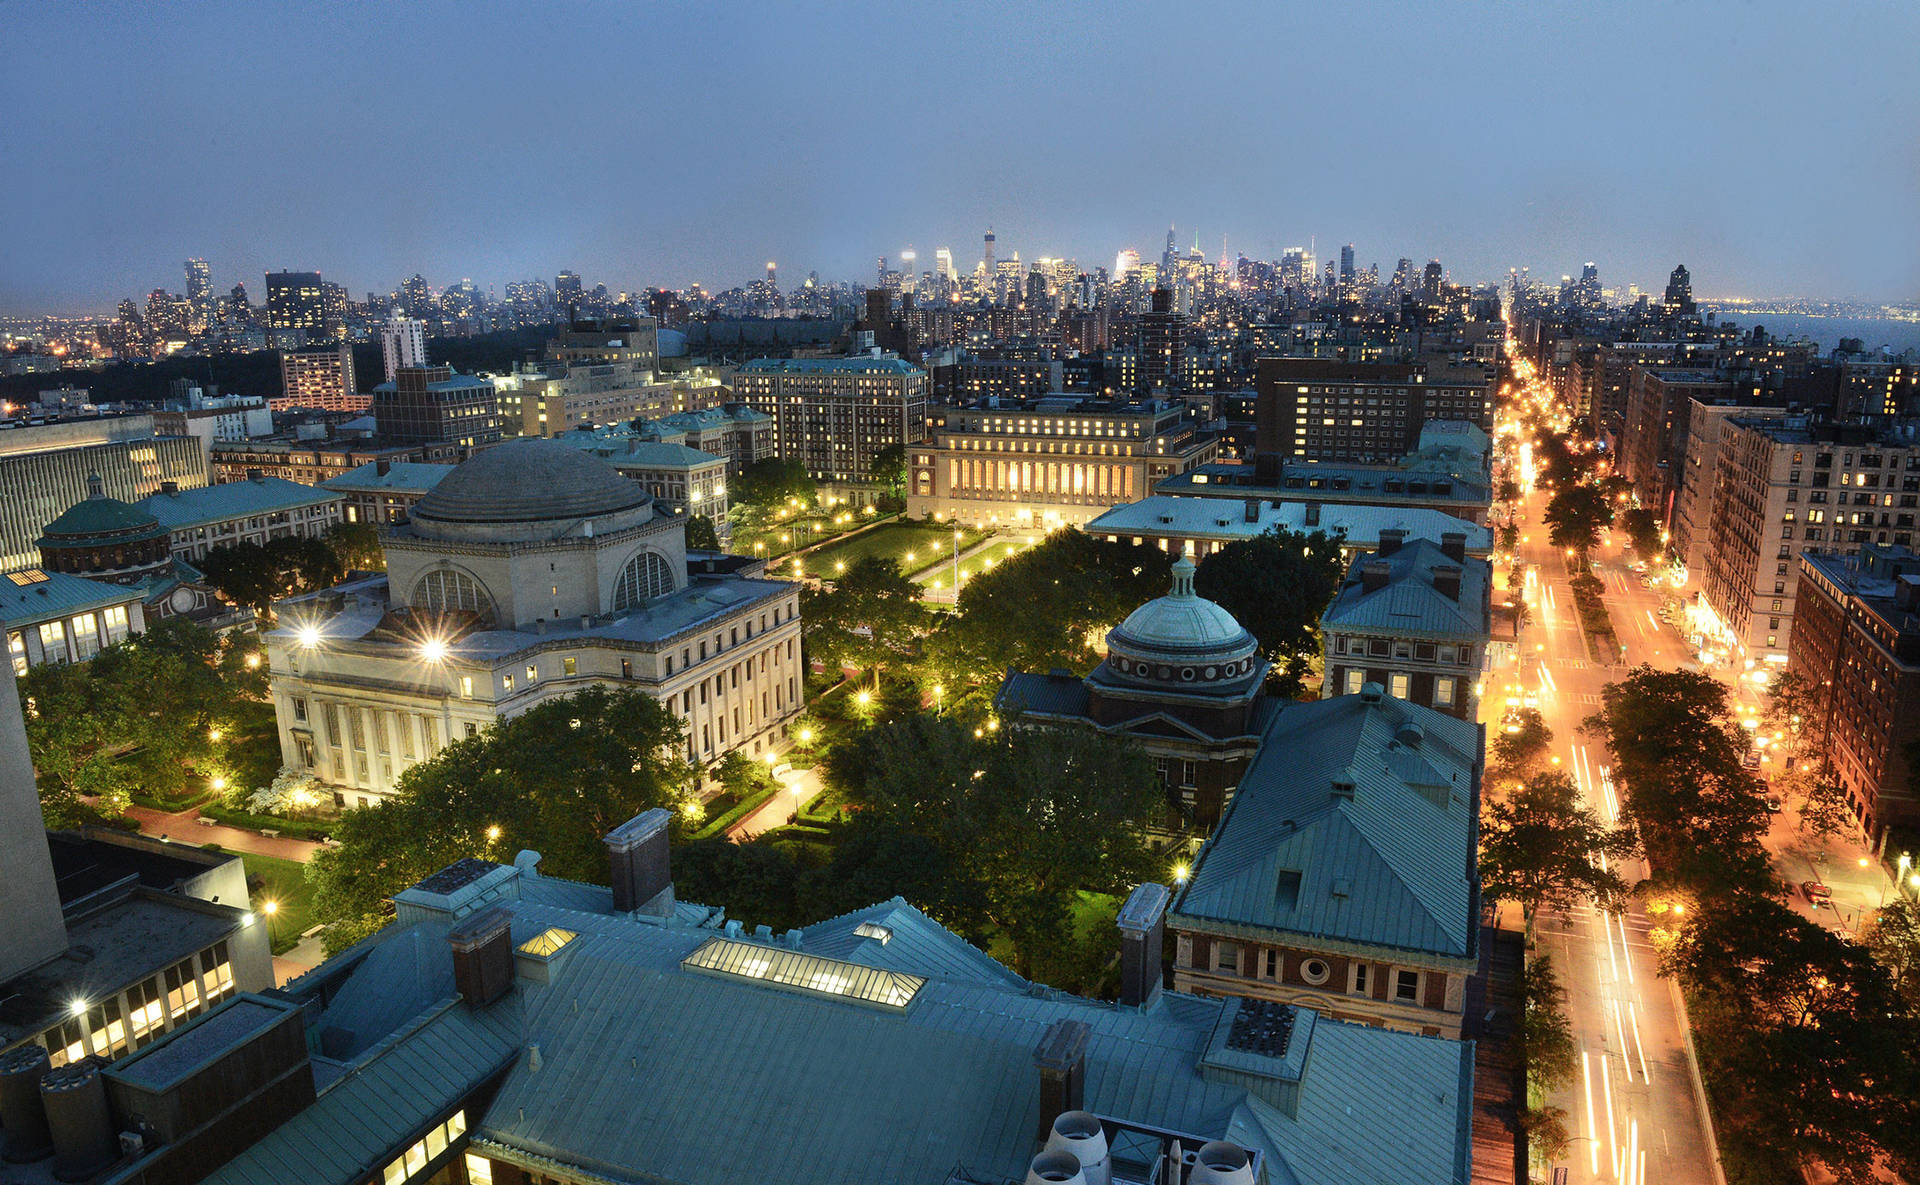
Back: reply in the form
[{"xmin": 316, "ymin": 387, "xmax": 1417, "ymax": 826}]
[{"xmin": 5, "ymin": 1, "xmax": 1917, "ymax": 314}]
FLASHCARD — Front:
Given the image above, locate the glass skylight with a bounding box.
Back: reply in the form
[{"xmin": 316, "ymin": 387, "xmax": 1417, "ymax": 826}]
[{"xmin": 681, "ymin": 937, "xmax": 923, "ymax": 1009}]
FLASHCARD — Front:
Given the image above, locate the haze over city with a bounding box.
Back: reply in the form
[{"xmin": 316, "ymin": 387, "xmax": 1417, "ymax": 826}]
[{"xmin": 5, "ymin": 0, "xmax": 1918, "ymax": 315}]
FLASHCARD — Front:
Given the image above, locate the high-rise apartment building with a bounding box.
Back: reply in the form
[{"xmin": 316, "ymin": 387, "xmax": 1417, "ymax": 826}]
[
  {"xmin": 1253, "ymin": 358, "xmax": 1491, "ymax": 472},
  {"xmin": 380, "ymin": 313, "xmax": 428, "ymax": 382},
  {"xmin": 277, "ymin": 345, "xmax": 364, "ymax": 413},
  {"xmin": 1663, "ymin": 263, "xmax": 1696, "ymax": 316},
  {"xmin": 370, "ymin": 365, "xmax": 503, "ymax": 448},
  {"xmin": 1618, "ymin": 367, "xmax": 1734, "ymax": 520},
  {"xmin": 555, "ymin": 270, "xmax": 583, "ymax": 311},
  {"xmin": 732, "ymin": 355, "xmax": 928, "ymax": 483},
  {"xmin": 1139, "ymin": 287, "xmax": 1185, "ymax": 394},
  {"xmin": 264, "ymin": 270, "xmax": 326, "ymax": 334},
  {"xmin": 184, "ymin": 258, "xmax": 212, "ymax": 332},
  {"xmin": 1698, "ymin": 416, "xmax": 1920, "ymax": 664}
]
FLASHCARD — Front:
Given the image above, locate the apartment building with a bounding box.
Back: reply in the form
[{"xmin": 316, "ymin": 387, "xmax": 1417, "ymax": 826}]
[{"xmin": 732, "ymin": 354, "xmax": 928, "ymax": 483}]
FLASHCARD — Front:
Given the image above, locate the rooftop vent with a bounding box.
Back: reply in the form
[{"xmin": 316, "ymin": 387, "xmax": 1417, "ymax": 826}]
[{"xmin": 1224, "ymin": 998, "xmax": 1296, "ymax": 1059}]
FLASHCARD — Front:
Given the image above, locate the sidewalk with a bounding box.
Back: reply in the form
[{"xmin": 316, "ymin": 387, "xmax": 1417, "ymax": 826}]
[
  {"xmin": 729, "ymin": 764, "xmax": 822, "ymax": 839},
  {"xmin": 124, "ymin": 803, "xmax": 322, "ymax": 862}
]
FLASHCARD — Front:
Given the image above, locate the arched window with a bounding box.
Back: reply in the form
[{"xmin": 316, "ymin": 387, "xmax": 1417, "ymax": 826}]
[
  {"xmin": 612, "ymin": 550, "xmax": 675, "ymax": 611},
  {"xmin": 411, "ymin": 569, "xmax": 495, "ymax": 623}
]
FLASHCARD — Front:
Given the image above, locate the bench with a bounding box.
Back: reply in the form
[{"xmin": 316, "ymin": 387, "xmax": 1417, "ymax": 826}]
[
  {"xmin": 195, "ymin": 817, "xmax": 216, "ymax": 828},
  {"xmin": 258, "ymin": 829, "xmax": 281, "ymax": 839}
]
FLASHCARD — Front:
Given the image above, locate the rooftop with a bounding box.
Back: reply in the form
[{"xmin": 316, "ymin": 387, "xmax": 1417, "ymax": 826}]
[
  {"xmin": 321, "ymin": 461, "xmax": 455, "ymax": 495},
  {"xmin": 408, "ymin": 437, "xmax": 648, "ymax": 529},
  {"xmin": 737, "ymin": 354, "xmax": 923, "ymax": 376},
  {"xmin": 1089, "ymin": 495, "xmax": 1492, "ymax": 554},
  {"xmin": 136, "ymin": 475, "xmax": 342, "ymax": 532},
  {"xmin": 1172, "ymin": 688, "xmax": 1481, "ymax": 963},
  {"xmin": 1321, "ymin": 538, "xmax": 1492, "ymax": 641}
]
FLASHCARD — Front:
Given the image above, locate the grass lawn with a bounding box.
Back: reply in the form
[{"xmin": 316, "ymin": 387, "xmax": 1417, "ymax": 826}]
[
  {"xmin": 806, "ymin": 522, "xmax": 989, "ymax": 580},
  {"xmin": 231, "ymin": 850, "xmax": 315, "ymax": 955},
  {"xmin": 938, "ymin": 536, "xmax": 1035, "ymax": 586}
]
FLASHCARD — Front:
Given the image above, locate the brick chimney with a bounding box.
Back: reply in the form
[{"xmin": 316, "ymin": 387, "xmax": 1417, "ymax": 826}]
[
  {"xmin": 604, "ymin": 808, "xmax": 674, "ymax": 916},
  {"xmin": 1116, "ymin": 882, "xmax": 1171, "ymax": 1008},
  {"xmin": 1439, "ymin": 531, "xmax": 1467, "ymax": 563},
  {"xmin": 1432, "ymin": 563, "xmax": 1462, "ymax": 602},
  {"xmin": 1033, "ymin": 1019, "xmax": 1091, "ymax": 1140},
  {"xmin": 1360, "ymin": 559, "xmax": 1392, "ymax": 593},
  {"xmin": 1377, "ymin": 528, "xmax": 1407, "ymax": 556},
  {"xmin": 447, "ymin": 906, "xmax": 515, "ymax": 1008}
]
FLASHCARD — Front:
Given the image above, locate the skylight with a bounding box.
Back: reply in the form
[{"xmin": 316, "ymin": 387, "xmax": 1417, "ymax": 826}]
[
  {"xmin": 681, "ymin": 937, "xmax": 924, "ymax": 1009},
  {"xmin": 7, "ymin": 570, "xmax": 49, "ymax": 586},
  {"xmin": 518, "ymin": 928, "xmax": 577, "ymax": 958}
]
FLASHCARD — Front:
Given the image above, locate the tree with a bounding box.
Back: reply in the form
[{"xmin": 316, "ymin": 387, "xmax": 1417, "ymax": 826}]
[
  {"xmin": 685, "ymin": 514, "xmax": 720, "ymax": 551},
  {"xmin": 802, "ymin": 556, "xmax": 928, "ymax": 687},
  {"xmin": 1479, "ymin": 770, "xmax": 1632, "ymax": 918},
  {"xmin": 1618, "ymin": 506, "xmax": 1662, "ymax": 564},
  {"xmin": 732, "ymin": 457, "xmax": 814, "ymax": 508},
  {"xmin": 868, "ymin": 443, "xmax": 906, "ymax": 506},
  {"xmin": 325, "ymin": 520, "xmax": 384, "ymax": 572},
  {"xmin": 1586, "ymin": 666, "xmax": 1772, "ymax": 898},
  {"xmin": 921, "ymin": 532, "xmax": 1167, "ymax": 691},
  {"xmin": 708, "ymin": 749, "xmax": 775, "ymax": 802},
  {"xmin": 1193, "ymin": 526, "xmax": 1346, "ymax": 695},
  {"xmin": 1516, "ymin": 955, "xmax": 1579, "ymax": 1089},
  {"xmin": 825, "ymin": 712, "xmax": 1162, "ymax": 979},
  {"xmin": 1488, "ymin": 707, "xmax": 1553, "ymax": 778},
  {"xmin": 1796, "ymin": 777, "xmax": 1854, "ymax": 844},
  {"xmin": 1544, "ymin": 483, "xmax": 1614, "ymax": 553},
  {"xmin": 199, "ymin": 535, "xmax": 345, "ymax": 615},
  {"xmin": 307, "ymin": 686, "xmax": 694, "ymax": 952},
  {"xmin": 672, "ymin": 836, "xmax": 809, "ymax": 933},
  {"xmin": 1865, "ymin": 897, "xmax": 1920, "ymax": 1009},
  {"xmin": 1497, "ymin": 477, "xmax": 1521, "ymax": 503}
]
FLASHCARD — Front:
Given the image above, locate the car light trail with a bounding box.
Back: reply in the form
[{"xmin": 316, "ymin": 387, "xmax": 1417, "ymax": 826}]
[{"xmin": 1582, "ymin": 1050, "xmax": 1601, "ymax": 1174}]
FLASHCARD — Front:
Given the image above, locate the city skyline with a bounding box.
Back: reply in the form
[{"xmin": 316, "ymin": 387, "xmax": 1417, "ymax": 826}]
[{"xmin": 5, "ymin": 1, "xmax": 1918, "ymax": 315}]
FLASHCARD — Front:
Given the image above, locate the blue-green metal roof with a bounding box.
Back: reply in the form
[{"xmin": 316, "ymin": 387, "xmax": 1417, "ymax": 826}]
[
  {"xmin": 321, "ymin": 462, "xmax": 454, "ymax": 495},
  {"xmin": 738, "ymin": 355, "xmax": 923, "ymax": 376},
  {"xmin": 137, "ymin": 477, "xmax": 342, "ymax": 532},
  {"xmin": 0, "ymin": 568, "xmax": 143, "ymax": 627},
  {"xmin": 38, "ymin": 492, "xmax": 165, "ymax": 546},
  {"xmin": 1320, "ymin": 539, "xmax": 1492, "ymax": 642},
  {"xmin": 1171, "ymin": 692, "xmax": 1481, "ymax": 962}
]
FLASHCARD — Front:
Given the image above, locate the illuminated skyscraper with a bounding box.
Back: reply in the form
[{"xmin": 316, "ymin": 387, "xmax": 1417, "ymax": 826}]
[
  {"xmin": 556, "ymin": 271, "xmax": 584, "ymax": 314},
  {"xmin": 1114, "ymin": 248, "xmax": 1140, "ymax": 282},
  {"xmin": 935, "ymin": 247, "xmax": 956, "ymax": 282},
  {"xmin": 265, "ymin": 270, "xmax": 326, "ymax": 333},
  {"xmin": 184, "ymin": 258, "xmax": 212, "ymax": 333},
  {"xmin": 381, "ymin": 312, "xmax": 429, "ymax": 382},
  {"xmin": 1663, "ymin": 263, "xmax": 1695, "ymax": 315},
  {"xmin": 983, "ymin": 228, "xmax": 995, "ymax": 280},
  {"xmin": 1339, "ymin": 244, "xmax": 1355, "ymax": 281}
]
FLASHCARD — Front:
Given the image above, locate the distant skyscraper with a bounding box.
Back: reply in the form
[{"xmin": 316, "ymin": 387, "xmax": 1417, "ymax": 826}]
[
  {"xmin": 1339, "ymin": 244, "xmax": 1355, "ymax": 281},
  {"xmin": 265, "ymin": 270, "xmax": 326, "ymax": 333},
  {"xmin": 983, "ymin": 228, "xmax": 996, "ymax": 280},
  {"xmin": 1139, "ymin": 287, "xmax": 1185, "ymax": 395},
  {"xmin": 1663, "ymin": 264, "xmax": 1696, "ymax": 316},
  {"xmin": 1115, "ymin": 248, "xmax": 1141, "ymax": 282},
  {"xmin": 935, "ymin": 247, "xmax": 956, "ymax": 282},
  {"xmin": 400, "ymin": 274, "xmax": 433, "ymax": 318},
  {"xmin": 1423, "ymin": 260, "xmax": 1444, "ymax": 302},
  {"xmin": 556, "ymin": 270, "xmax": 584, "ymax": 314},
  {"xmin": 381, "ymin": 312, "xmax": 429, "ymax": 382},
  {"xmin": 184, "ymin": 258, "xmax": 212, "ymax": 333}
]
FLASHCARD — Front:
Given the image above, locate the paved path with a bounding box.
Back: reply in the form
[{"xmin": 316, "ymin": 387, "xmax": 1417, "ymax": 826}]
[
  {"xmin": 729, "ymin": 764, "xmax": 823, "ymax": 839},
  {"xmin": 124, "ymin": 803, "xmax": 322, "ymax": 862}
]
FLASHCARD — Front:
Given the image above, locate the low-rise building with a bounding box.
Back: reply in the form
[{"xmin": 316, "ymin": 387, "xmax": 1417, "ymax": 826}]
[
  {"xmin": 1320, "ymin": 533, "xmax": 1490, "ymax": 719},
  {"xmin": 556, "ymin": 429, "xmax": 731, "ymax": 541},
  {"xmin": 907, "ymin": 396, "xmax": 1218, "ymax": 528},
  {"xmin": 636, "ymin": 403, "xmax": 774, "ymax": 476},
  {"xmin": 370, "ymin": 364, "xmax": 503, "ymax": 448},
  {"xmin": 321, "ymin": 460, "xmax": 456, "ymax": 525},
  {"xmin": 267, "ymin": 440, "xmax": 801, "ymax": 805},
  {"xmin": 1089, "ymin": 494, "xmax": 1490, "ymax": 560},
  {"xmin": 138, "ymin": 471, "xmax": 345, "ymax": 563},
  {"xmin": 999, "ymin": 555, "xmax": 1279, "ymax": 827},
  {"xmin": 210, "ymin": 437, "xmax": 462, "ymax": 485},
  {"xmin": 1169, "ymin": 682, "xmax": 1482, "ymax": 1037},
  {"xmin": 1787, "ymin": 545, "xmax": 1920, "ymax": 842},
  {"xmin": 2, "ymin": 567, "xmax": 147, "ymax": 672}
]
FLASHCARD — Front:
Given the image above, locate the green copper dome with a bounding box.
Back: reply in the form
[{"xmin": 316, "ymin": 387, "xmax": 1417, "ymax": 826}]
[{"xmin": 38, "ymin": 475, "xmax": 168, "ymax": 549}]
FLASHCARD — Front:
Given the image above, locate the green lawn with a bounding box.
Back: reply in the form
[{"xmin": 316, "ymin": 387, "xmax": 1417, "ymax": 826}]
[
  {"xmin": 806, "ymin": 522, "xmax": 989, "ymax": 581},
  {"xmin": 232, "ymin": 851, "xmax": 315, "ymax": 955}
]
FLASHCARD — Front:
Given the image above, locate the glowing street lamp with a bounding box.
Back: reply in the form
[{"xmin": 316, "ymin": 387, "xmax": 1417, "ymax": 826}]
[{"xmin": 420, "ymin": 638, "xmax": 448, "ymax": 663}]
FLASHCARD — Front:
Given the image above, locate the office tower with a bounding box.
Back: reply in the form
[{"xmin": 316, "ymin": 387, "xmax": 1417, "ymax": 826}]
[
  {"xmin": 265, "ymin": 270, "xmax": 326, "ymax": 333},
  {"xmin": 900, "ymin": 248, "xmax": 916, "ymax": 290},
  {"xmin": 935, "ymin": 246, "xmax": 956, "ymax": 282},
  {"xmin": 1115, "ymin": 248, "xmax": 1140, "ymax": 282},
  {"xmin": 1422, "ymin": 260, "xmax": 1444, "ymax": 303},
  {"xmin": 1663, "ymin": 264, "xmax": 1696, "ymax": 315},
  {"xmin": 1339, "ymin": 244, "xmax": 1355, "ymax": 281},
  {"xmin": 1162, "ymin": 225, "xmax": 1178, "ymax": 277},
  {"xmin": 556, "ymin": 270, "xmax": 584, "ymax": 314},
  {"xmin": 400, "ymin": 274, "xmax": 433, "ymax": 318},
  {"xmin": 983, "ymin": 228, "xmax": 995, "ymax": 279},
  {"xmin": 278, "ymin": 345, "xmax": 361, "ymax": 412},
  {"xmin": 371, "ymin": 365, "xmax": 503, "ymax": 447},
  {"xmin": 184, "ymin": 258, "xmax": 212, "ymax": 332},
  {"xmin": 381, "ymin": 313, "xmax": 429, "ymax": 382}
]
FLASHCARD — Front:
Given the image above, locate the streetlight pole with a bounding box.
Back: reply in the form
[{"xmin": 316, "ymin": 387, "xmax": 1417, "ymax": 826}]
[{"xmin": 951, "ymin": 527, "xmax": 960, "ymax": 599}]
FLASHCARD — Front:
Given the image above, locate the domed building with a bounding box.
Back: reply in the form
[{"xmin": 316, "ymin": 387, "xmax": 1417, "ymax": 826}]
[
  {"xmin": 996, "ymin": 553, "xmax": 1276, "ymax": 826},
  {"xmin": 36, "ymin": 475, "xmax": 173, "ymax": 584},
  {"xmin": 266, "ymin": 439, "xmax": 802, "ymax": 807}
]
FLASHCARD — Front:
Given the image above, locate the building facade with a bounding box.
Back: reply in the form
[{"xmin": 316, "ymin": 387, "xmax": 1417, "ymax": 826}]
[
  {"xmin": 1787, "ymin": 546, "xmax": 1920, "ymax": 842},
  {"xmin": 321, "ymin": 460, "xmax": 455, "ymax": 525},
  {"xmin": 371, "ymin": 365, "xmax": 504, "ymax": 447},
  {"xmin": 210, "ymin": 438, "xmax": 462, "ymax": 486},
  {"xmin": 1089, "ymin": 495, "xmax": 1491, "ymax": 561},
  {"xmin": 266, "ymin": 439, "xmax": 802, "ymax": 805},
  {"xmin": 907, "ymin": 397, "xmax": 1218, "ymax": 528},
  {"xmin": 733, "ymin": 355, "xmax": 929, "ymax": 483},
  {"xmin": 1253, "ymin": 358, "xmax": 1491, "ymax": 468},
  {"xmin": 1619, "ymin": 367, "xmax": 1731, "ymax": 522},
  {"xmin": 139, "ymin": 472, "xmax": 345, "ymax": 563},
  {"xmin": 1168, "ymin": 684, "xmax": 1483, "ymax": 1037},
  {"xmin": 0, "ymin": 416, "xmax": 208, "ymax": 572},
  {"xmin": 1319, "ymin": 533, "xmax": 1490, "ymax": 720},
  {"xmin": 277, "ymin": 345, "xmax": 364, "ymax": 412}
]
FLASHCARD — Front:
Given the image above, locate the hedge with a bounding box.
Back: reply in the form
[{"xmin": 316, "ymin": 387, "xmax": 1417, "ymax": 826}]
[
  {"xmin": 198, "ymin": 802, "xmax": 336, "ymax": 841},
  {"xmin": 690, "ymin": 782, "xmax": 785, "ymax": 841}
]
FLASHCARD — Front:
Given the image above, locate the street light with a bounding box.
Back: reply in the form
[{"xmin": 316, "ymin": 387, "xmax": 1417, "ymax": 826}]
[{"xmin": 420, "ymin": 638, "xmax": 448, "ymax": 663}]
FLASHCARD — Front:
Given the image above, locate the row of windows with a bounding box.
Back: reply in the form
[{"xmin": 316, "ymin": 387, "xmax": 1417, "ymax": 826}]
[
  {"xmin": 1205, "ymin": 941, "xmax": 1424, "ymax": 1002},
  {"xmin": 42, "ymin": 943, "xmax": 236, "ymax": 1067},
  {"xmin": 1339, "ymin": 668, "xmax": 1459, "ymax": 706},
  {"xmin": 8, "ymin": 605, "xmax": 134, "ymax": 672}
]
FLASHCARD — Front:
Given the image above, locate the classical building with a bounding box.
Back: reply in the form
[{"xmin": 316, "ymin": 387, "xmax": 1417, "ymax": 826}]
[
  {"xmin": 3, "ymin": 569, "xmax": 147, "ymax": 672},
  {"xmin": 1319, "ymin": 533, "xmax": 1490, "ymax": 719},
  {"xmin": 1168, "ymin": 682, "xmax": 1483, "ymax": 1037},
  {"xmin": 0, "ymin": 415, "xmax": 208, "ymax": 572},
  {"xmin": 733, "ymin": 354, "xmax": 929, "ymax": 483},
  {"xmin": 323, "ymin": 460, "xmax": 456, "ymax": 525},
  {"xmin": 266, "ymin": 439, "xmax": 802, "ymax": 806},
  {"xmin": 556, "ymin": 430, "xmax": 730, "ymax": 541},
  {"xmin": 62, "ymin": 819, "xmax": 1474, "ymax": 1185},
  {"xmin": 1089, "ymin": 495, "xmax": 1490, "ymax": 561},
  {"xmin": 210, "ymin": 437, "xmax": 462, "ymax": 485},
  {"xmin": 1787, "ymin": 545, "xmax": 1920, "ymax": 842},
  {"xmin": 637, "ymin": 403, "xmax": 775, "ymax": 476},
  {"xmin": 998, "ymin": 554, "xmax": 1279, "ymax": 827},
  {"xmin": 907, "ymin": 396, "xmax": 1218, "ymax": 529},
  {"xmin": 137, "ymin": 471, "xmax": 345, "ymax": 564}
]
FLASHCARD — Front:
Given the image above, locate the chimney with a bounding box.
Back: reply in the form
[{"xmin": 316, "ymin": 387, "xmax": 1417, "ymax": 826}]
[
  {"xmin": 1440, "ymin": 531, "xmax": 1467, "ymax": 562},
  {"xmin": 1432, "ymin": 563, "xmax": 1462, "ymax": 602},
  {"xmin": 447, "ymin": 905, "xmax": 515, "ymax": 1008},
  {"xmin": 40, "ymin": 1062, "xmax": 117, "ymax": 1183},
  {"xmin": 1377, "ymin": 528, "xmax": 1406, "ymax": 556},
  {"xmin": 376, "ymin": 459, "xmax": 392, "ymax": 477},
  {"xmin": 247, "ymin": 468, "xmax": 265, "ymax": 483},
  {"xmin": 604, "ymin": 808, "xmax": 674, "ymax": 916},
  {"xmin": 1243, "ymin": 498, "xmax": 1261, "ymax": 524},
  {"xmin": 1188, "ymin": 1142, "xmax": 1257, "ymax": 1185},
  {"xmin": 0, "ymin": 1045, "xmax": 54, "ymax": 1163},
  {"xmin": 1032, "ymin": 1019, "xmax": 1091, "ymax": 1140},
  {"xmin": 1116, "ymin": 882, "xmax": 1171, "ymax": 1008},
  {"xmin": 1025, "ymin": 1150, "xmax": 1089, "ymax": 1185},
  {"xmin": 1360, "ymin": 559, "xmax": 1392, "ymax": 593}
]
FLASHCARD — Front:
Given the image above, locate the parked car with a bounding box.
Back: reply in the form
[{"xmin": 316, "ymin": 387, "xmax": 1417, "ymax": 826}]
[
  {"xmin": 1765, "ymin": 794, "xmax": 1783, "ymax": 813},
  {"xmin": 1802, "ymin": 881, "xmax": 1833, "ymax": 905}
]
